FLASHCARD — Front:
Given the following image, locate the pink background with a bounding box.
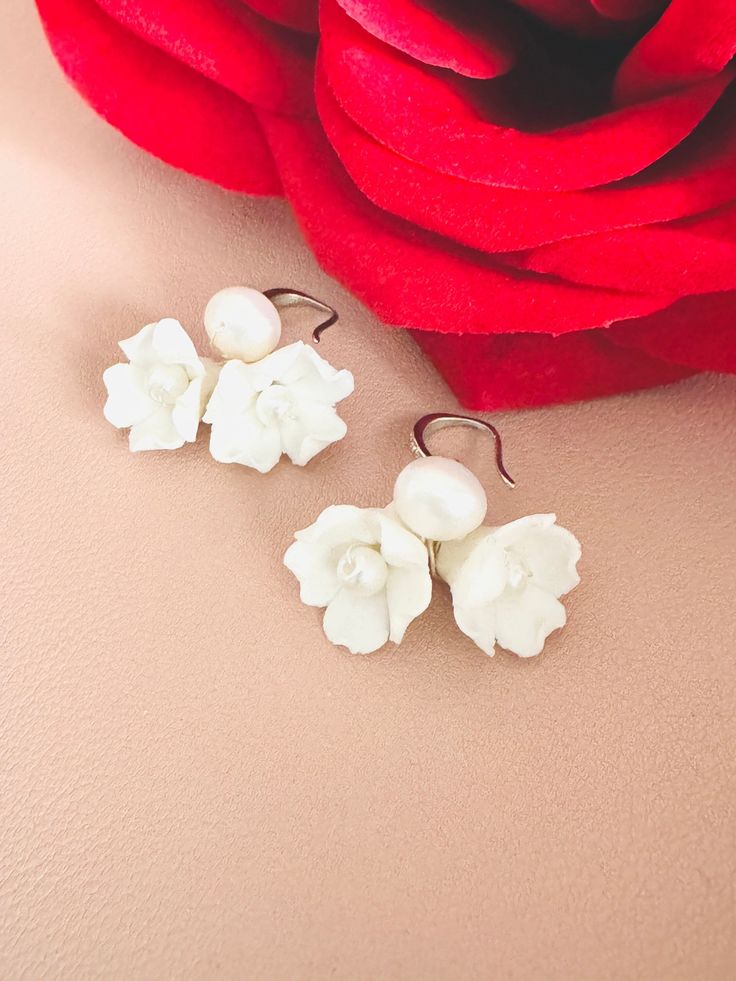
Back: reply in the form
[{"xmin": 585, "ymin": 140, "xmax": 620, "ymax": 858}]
[{"xmin": 2, "ymin": 3, "xmax": 736, "ymax": 978}]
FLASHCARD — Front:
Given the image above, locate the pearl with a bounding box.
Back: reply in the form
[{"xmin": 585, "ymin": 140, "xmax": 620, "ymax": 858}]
[
  {"xmin": 337, "ymin": 544, "xmax": 389, "ymax": 596},
  {"xmin": 146, "ymin": 363, "xmax": 190, "ymax": 404},
  {"xmin": 204, "ymin": 286, "xmax": 282, "ymax": 362},
  {"xmin": 393, "ymin": 456, "xmax": 487, "ymax": 542}
]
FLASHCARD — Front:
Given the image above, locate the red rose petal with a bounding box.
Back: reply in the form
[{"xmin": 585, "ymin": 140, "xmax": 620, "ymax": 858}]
[
  {"xmin": 413, "ymin": 329, "xmax": 694, "ymax": 410},
  {"xmin": 615, "ymin": 0, "xmax": 736, "ymax": 105},
  {"xmin": 320, "ymin": 0, "xmax": 733, "ymax": 191},
  {"xmin": 608, "ymin": 292, "xmax": 736, "ymax": 372},
  {"xmin": 36, "ymin": 0, "xmax": 282, "ymax": 193},
  {"xmin": 258, "ymin": 109, "xmax": 673, "ymax": 335},
  {"xmin": 94, "ymin": 0, "xmax": 316, "ymax": 115},
  {"xmin": 241, "ymin": 0, "xmax": 318, "ymax": 34},
  {"xmin": 511, "ymin": 203, "xmax": 736, "ymax": 295},
  {"xmin": 335, "ymin": 0, "xmax": 516, "ymax": 79},
  {"xmin": 32, "ymin": 0, "xmax": 736, "ymax": 410},
  {"xmin": 318, "ymin": 66, "xmax": 736, "ymax": 252},
  {"xmin": 506, "ymin": 0, "xmax": 633, "ymax": 36}
]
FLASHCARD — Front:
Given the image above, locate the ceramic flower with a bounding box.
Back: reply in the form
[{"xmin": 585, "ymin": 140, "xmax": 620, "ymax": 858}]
[
  {"xmin": 103, "ymin": 318, "xmax": 218, "ymax": 452},
  {"xmin": 284, "ymin": 505, "xmax": 432, "ymax": 655},
  {"xmin": 436, "ymin": 514, "xmax": 581, "ymax": 658},
  {"xmin": 203, "ymin": 340, "xmax": 353, "ymax": 472}
]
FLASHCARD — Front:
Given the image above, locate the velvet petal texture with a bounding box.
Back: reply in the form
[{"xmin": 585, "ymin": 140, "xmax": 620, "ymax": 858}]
[
  {"xmin": 35, "ymin": 0, "xmax": 736, "ymax": 409},
  {"xmin": 37, "ymin": 0, "xmax": 282, "ymax": 193},
  {"xmin": 614, "ymin": 0, "xmax": 736, "ymax": 104},
  {"xmin": 259, "ymin": 113, "xmax": 672, "ymax": 339},
  {"xmin": 242, "ymin": 0, "xmax": 318, "ymax": 34},
  {"xmin": 95, "ymin": 0, "xmax": 316, "ymax": 115},
  {"xmin": 319, "ymin": 0, "xmax": 733, "ymax": 191},
  {"xmin": 334, "ymin": 0, "xmax": 519, "ymax": 78},
  {"xmin": 316, "ymin": 66, "xmax": 736, "ymax": 253}
]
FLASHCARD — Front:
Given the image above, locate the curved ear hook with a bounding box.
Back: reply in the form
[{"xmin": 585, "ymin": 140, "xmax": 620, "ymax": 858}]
[
  {"xmin": 410, "ymin": 413, "xmax": 516, "ymax": 488},
  {"xmin": 263, "ymin": 288, "xmax": 338, "ymax": 344}
]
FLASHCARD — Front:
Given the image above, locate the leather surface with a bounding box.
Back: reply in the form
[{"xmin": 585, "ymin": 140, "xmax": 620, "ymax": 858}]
[{"xmin": 1, "ymin": 3, "xmax": 735, "ymax": 978}]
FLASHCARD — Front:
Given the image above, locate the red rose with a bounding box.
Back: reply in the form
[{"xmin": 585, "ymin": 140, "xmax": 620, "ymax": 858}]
[{"xmin": 36, "ymin": 0, "xmax": 736, "ymax": 408}]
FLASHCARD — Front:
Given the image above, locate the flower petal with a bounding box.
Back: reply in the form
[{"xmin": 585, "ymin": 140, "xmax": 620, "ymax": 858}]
[
  {"xmin": 245, "ymin": 342, "xmax": 303, "ymax": 391},
  {"xmin": 386, "ymin": 564, "xmax": 431, "ymax": 644},
  {"xmin": 118, "ymin": 322, "xmax": 157, "ymax": 365},
  {"xmin": 451, "ymin": 596, "xmax": 497, "ymax": 658},
  {"xmin": 36, "ymin": 0, "xmax": 282, "ymax": 194},
  {"xmin": 102, "ymin": 363, "xmax": 155, "ymax": 428},
  {"xmin": 128, "ymin": 405, "xmax": 184, "ymax": 452},
  {"xmin": 376, "ymin": 509, "xmax": 430, "ymax": 569},
  {"xmin": 294, "ymin": 505, "xmax": 379, "ymax": 549},
  {"xmin": 285, "ymin": 344, "xmax": 355, "ymax": 404},
  {"xmin": 203, "ymin": 360, "xmax": 258, "ymax": 419},
  {"xmin": 151, "ymin": 318, "xmax": 203, "ymax": 374},
  {"xmin": 291, "ymin": 366, "xmax": 355, "ymax": 406},
  {"xmin": 336, "ymin": 0, "xmax": 516, "ymax": 79},
  {"xmin": 323, "ymin": 586, "xmax": 390, "ymax": 654},
  {"xmin": 494, "ymin": 583, "xmax": 567, "ymax": 658},
  {"xmin": 200, "ymin": 358, "xmax": 221, "ymax": 407},
  {"xmin": 257, "ymin": 341, "xmax": 355, "ymax": 405},
  {"xmin": 493, "ymin": 514, "xmax": 581, "ymax": 598},
  {"xmin": 262, "ymin": 112, "xmax": 670, "ymax": 343},
  {"xmin": 284, "ymin": 539, "xmax": 342, "ymax": 607},
  {"xmin": 280, "ymin": 402, "xmax": 347, "ymax": 466},
  {"xmin": 171, "ymin": 378, "xmax": 203, "ymax": 443},
  {"xmin": 436, "ymin": 528, "xmax": 507, "ymax": 606},
  {"xmin": 208, "ymin": 410, "xmax": 282, "ymax": 472},
  {"xmin": 437, "ymin": 528, "xmax": 507, "ymax": 656},
  {"xmin": 321, "ymin": 0, "xmax": 730, "ymax": 191}
]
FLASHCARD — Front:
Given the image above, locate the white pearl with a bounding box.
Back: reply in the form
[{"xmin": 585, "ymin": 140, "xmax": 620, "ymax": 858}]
[
  {"xmin": 393, "ymin": 456, "xmax": 487, "ymax": 542},
  {"xmin": 204, "ymin": 286, "xmax": 282, "ymax": 362},
  {"xmin": 337, "ymin": 544, "xmax": 389, "ymax": 596}
]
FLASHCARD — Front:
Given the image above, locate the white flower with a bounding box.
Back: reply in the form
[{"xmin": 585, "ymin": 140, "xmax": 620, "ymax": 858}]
[
  {"xmin": 203, "ymin": 341, "xmax": 353, "ymax": 473},
  {"xmin": 103, "ymin": 318, "xmax": 218, "ymax": 452},
  {"xmin": 436, "ymin": 514, "xmax": 581, "ymax": 658},
  {"xmin": 284, "ymin": 505, "xmax": 432, "ymax": 654}
]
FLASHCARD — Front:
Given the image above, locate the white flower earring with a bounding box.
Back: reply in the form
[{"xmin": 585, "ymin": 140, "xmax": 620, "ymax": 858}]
[
  {"xmin": 102, "ymin": 287, "xmax": 353, "ymax": 469},
  {"xmin": 284, "ymin": 413, "xmax": 581, "ymax": 658},
  {"xmin": 102, "ymin": 317, "xmax": 219, "ymax": 452},
  {"xmin": 202, "ymin": 288, "xmax": 353, "ymax": 473}
]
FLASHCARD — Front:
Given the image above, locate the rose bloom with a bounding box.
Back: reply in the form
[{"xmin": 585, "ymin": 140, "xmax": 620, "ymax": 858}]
[{"xmin": 38, "ymin": 0, "xmax": 736, "ymax": 408}]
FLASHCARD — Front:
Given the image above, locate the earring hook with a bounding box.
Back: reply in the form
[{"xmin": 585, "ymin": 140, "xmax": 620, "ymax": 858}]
[
  {"xmin": 263, "ymin": 288, "xmax": 338, "ymax": 344},
  {"xmin": 410, "ymin": 413, "xmax": 516, "ymax": 488}
]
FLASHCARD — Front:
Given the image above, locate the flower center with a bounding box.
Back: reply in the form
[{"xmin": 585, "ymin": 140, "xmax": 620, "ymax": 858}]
[
  {"xmin": 505, "ymin": 554, "xmax": 530, "ymax": 591},
  {"xmin": 337, "ymin": 544, "xmax": 388, "ymax": 596},
  {"xmin": 256, "ymin": 384, "xmax": 296, "ymax": 425},
  {"xmin": 146, "ymin": 364, "xmax": 190, "ymax": 404}
]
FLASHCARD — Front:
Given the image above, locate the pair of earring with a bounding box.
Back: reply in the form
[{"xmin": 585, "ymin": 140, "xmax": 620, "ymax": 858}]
[
  {"xmin": 102, "ymin": 286, "xmax": 352, "ymax": 471},
  {"xmin": 103, "ymin": 287, "xmax": 581, "ymax": 659}
]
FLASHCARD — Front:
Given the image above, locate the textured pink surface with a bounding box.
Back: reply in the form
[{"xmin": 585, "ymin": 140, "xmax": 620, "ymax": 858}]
[{"xmin": 2, "ymin": 3, "xmax": 736, "ymax": 979}]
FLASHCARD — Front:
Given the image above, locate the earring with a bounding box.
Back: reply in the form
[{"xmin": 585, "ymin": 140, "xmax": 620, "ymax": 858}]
[
  {"xmin": 102, "ymin": 287, "xmax": 353, "ymax": 469},
  {"xmin": 284, "ymin": 413, "xmax": 581, "ymax": 658}
]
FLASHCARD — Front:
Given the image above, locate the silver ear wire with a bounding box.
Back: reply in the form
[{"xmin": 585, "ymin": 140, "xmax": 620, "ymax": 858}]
[
  {"xmin": 410, "ymin": 413, "xmax": 516, "ymax": 488},
  {"xmin": 263, "ymin": 288, "xmax": 338, "ymax": 344}
]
